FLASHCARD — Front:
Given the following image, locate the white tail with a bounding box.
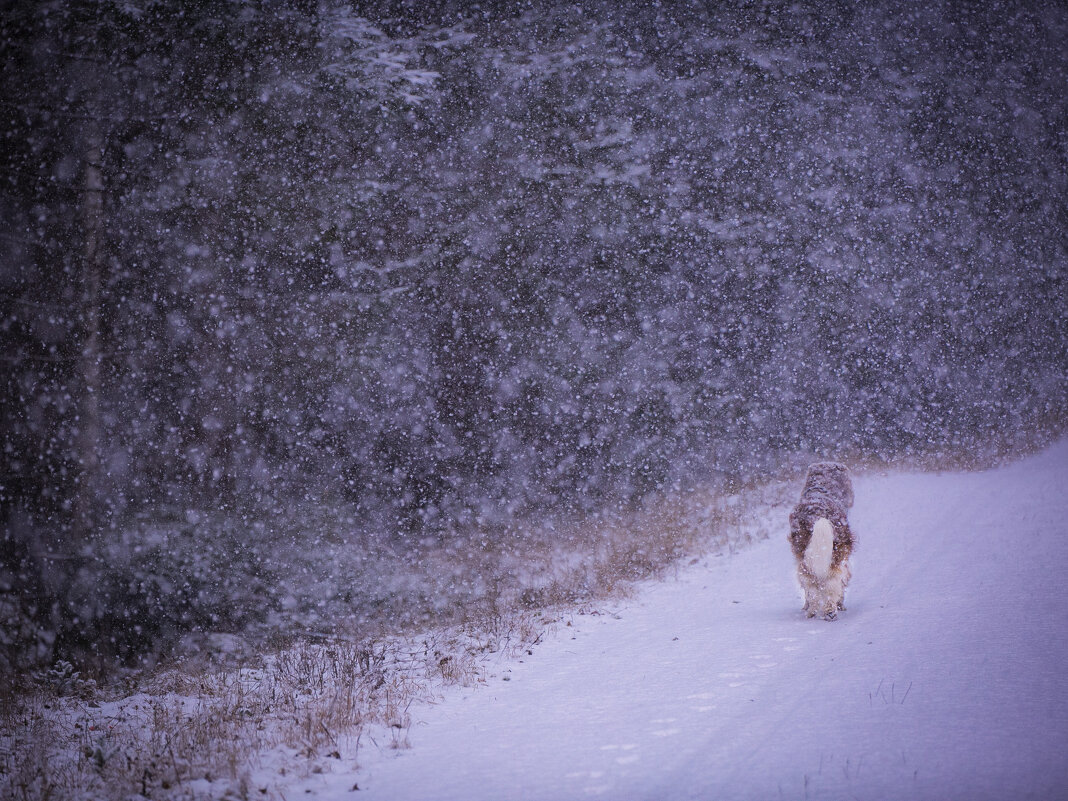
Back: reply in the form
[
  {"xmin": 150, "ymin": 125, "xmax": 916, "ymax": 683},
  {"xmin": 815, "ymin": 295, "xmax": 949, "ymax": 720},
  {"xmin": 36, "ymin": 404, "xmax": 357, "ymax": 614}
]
[{"xmin": 803, "ymin": 518, "xmax": 835, "ymax": 580}]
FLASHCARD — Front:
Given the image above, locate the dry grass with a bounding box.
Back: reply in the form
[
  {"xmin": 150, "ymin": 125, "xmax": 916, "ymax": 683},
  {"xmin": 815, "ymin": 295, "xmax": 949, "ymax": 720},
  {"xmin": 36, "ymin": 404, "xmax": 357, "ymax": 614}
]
[
  {"xmin": 0, "ymin": 476, "xmax": 791, "ymax": 800},
  {"xmin": 0, "ymin": 618, "xmax": 548, "ymax": 800}
]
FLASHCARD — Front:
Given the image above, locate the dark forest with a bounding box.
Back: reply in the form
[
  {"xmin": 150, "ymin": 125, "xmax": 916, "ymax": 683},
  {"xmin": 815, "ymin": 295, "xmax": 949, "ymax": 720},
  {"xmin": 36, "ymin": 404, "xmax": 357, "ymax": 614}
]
[{"xmin": 2, "ymin": 0, "xmax": 1065, "ymax": 672}]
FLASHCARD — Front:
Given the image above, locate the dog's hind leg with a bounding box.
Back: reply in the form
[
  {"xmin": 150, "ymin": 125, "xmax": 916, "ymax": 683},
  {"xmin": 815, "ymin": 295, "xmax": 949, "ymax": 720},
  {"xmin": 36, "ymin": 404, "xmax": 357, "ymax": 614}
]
[
  {"xmin": 798, "ymin": 568, "xmax": 823, "ymax": 618},
  {"xmin": 836, "ymin": 562, "xmax": 852, "ymax": 611},
  {"xmin": 822, "ymin": 570, "xmax": 847, "ymax": 619}
]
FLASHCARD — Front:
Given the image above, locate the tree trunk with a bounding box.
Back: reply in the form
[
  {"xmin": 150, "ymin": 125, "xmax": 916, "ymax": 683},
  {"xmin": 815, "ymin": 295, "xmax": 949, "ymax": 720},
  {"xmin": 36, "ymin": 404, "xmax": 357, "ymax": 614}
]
[{"xmin": 75, "ymin": 126, "xmax": 104, "ymax": 537}]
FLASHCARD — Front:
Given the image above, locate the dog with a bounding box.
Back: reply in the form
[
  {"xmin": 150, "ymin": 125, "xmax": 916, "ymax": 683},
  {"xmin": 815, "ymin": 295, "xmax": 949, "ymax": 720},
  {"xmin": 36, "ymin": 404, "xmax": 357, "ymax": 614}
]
[{"xmin": 788, "ymin": 462, "xmax": 854, "ymax": 620}]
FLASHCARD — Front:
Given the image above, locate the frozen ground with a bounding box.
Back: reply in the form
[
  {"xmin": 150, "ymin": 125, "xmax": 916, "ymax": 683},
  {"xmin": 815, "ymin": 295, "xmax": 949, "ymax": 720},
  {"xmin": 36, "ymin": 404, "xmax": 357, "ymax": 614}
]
[{"xmin": 288, "ymin": 441, "xmax": 1068, "ymax": 801}]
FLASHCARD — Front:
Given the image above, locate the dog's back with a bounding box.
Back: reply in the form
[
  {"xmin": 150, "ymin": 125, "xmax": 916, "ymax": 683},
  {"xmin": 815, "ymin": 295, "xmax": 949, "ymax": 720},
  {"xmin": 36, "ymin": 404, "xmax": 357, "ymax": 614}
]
[{"xmin": 800, "ymin": 462, "xmax": 853, "ymax": 509}]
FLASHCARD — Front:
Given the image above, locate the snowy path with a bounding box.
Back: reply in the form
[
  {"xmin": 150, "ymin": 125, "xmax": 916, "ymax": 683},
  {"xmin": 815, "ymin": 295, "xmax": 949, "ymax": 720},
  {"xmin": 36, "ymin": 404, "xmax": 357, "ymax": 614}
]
[{"xmin": 306, "ymin": 443, "xmax": 1068, "ymax": 800}]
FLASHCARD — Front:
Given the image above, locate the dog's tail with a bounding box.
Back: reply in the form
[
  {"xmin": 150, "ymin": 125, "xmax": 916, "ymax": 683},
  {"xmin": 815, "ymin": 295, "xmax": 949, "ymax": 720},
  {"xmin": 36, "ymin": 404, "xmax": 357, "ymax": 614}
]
[{"xmin": 803, "ymin": 518, "xmax": 835, "ymax": 580}]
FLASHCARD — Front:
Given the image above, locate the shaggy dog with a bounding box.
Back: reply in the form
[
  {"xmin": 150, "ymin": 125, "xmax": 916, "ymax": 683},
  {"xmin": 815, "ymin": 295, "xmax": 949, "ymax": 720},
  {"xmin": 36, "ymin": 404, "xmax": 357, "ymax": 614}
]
[{"xmin": 788, "ymin": 462, "xmax": 854, "ymax": 620}]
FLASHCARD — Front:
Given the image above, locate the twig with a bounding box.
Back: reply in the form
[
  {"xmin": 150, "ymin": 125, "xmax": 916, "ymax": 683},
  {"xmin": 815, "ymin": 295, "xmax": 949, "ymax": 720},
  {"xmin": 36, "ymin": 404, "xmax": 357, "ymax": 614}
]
[
  {"xmin": 900, "ymin": 681, "xmax": 912, "ymax": 705},
  {"xmin": 165, "ymin": 736, "xmax": 182, "ymax": 787}
]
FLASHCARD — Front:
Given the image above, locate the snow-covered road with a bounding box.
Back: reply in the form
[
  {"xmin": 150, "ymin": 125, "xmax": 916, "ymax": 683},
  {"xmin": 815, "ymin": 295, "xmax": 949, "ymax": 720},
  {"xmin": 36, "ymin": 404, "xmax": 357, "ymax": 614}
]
[{"xmin": 311, "ymin": 443, "xmax": 1068, "ymax": 800}]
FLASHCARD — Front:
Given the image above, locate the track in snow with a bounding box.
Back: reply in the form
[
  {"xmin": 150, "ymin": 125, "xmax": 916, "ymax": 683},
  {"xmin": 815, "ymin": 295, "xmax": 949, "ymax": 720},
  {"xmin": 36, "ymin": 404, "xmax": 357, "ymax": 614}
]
[{"xmin": 300, "ymin": 443, "xmax": 1068, "ymax": 800}]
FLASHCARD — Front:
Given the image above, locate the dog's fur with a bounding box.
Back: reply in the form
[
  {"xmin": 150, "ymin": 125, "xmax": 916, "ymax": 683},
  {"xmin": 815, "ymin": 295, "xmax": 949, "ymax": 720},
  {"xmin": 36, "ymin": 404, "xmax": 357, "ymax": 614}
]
[{"xmin": 788, "ymin": 462, "xmax": 854, "ymax": 620}]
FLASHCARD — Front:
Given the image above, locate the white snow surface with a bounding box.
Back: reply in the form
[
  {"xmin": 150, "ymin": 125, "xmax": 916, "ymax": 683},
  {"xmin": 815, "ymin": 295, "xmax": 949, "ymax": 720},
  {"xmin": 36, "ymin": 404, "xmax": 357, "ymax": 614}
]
[{"xmin": 301, "ymin": 442, "xmax": 1068, "ymax": 800}]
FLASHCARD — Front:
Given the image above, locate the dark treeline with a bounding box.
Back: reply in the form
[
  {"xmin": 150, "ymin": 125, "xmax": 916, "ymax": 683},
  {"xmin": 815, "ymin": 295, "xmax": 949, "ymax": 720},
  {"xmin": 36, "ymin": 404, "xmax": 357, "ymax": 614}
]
[{"xmin": 2, "ymin": 0, "xmax": 1065, "ymax": 669}]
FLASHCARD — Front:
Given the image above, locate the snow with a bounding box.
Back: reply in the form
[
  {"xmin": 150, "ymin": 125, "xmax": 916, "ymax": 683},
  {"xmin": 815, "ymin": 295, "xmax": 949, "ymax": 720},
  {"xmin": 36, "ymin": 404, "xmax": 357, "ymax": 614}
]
[{"xmin": 292, "ymin": 442, "xmax": 1068, "ymax": 800}]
